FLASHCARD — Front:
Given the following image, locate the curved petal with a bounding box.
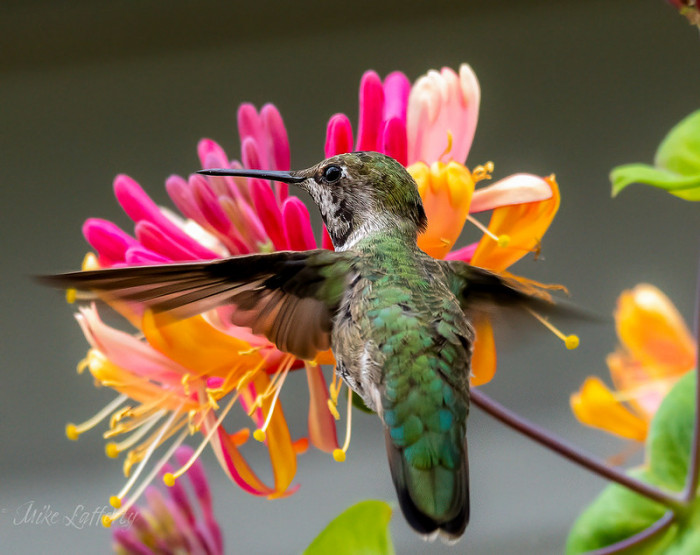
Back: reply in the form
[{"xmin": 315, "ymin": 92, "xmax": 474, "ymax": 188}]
[
  {"xmin": 469, "ymin": 173, "xmax": 553, "ymax": 213},
  {"xmin": 470, "ymin": 317, "xmax": 496, "ymax": 387},
  {"xmin": 356, "ymin": 70, "xmax": 384, "ymax": 152},
  {"xmin": 471, "ymin": 175, "xmax": 559, "ymax": 272},
  {"xmin": 615, "ymin": 284, "xmax": 696, "ymax": 375},
  {"xmin": 325, "ymin": 113, "xmax": 354, "ymax": 158},
  {"xmin": 305, "ymin": 363, "xmax": 339, "ymax": 453},
  {"xmin": 570, "ymin": 377, "xmax": 649, "ymax": 441}
]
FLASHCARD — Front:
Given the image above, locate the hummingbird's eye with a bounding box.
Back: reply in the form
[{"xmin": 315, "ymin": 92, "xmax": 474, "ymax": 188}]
[{"xmin": 322, "ymin": 165, "xmax": 343, "ymax": 183}]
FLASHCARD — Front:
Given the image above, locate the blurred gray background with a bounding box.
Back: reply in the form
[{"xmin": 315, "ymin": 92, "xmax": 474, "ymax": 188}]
[{"xmin": 1, "ymin": 0, "xmax": 699, "ymax": 553}]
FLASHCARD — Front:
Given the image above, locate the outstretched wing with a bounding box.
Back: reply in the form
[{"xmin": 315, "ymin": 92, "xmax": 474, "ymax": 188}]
[
  {"xmin": 439, "ymin": 260, "xmax": 562, "ymax": 315},
  {"xmin": 41, "ymin": 250, "xmax": 356, "ymax": 360}
]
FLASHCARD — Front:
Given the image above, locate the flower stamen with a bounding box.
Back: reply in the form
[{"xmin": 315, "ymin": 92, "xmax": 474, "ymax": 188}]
[
  {"xmin": 525, "ymin": 307, "xmax": 580, "ymax": 349},
  {"xmin": 163, "ymin": 391, "xmax": 240, "ymax": 486},
  {"xmin": 104, "ymin": 410, "xmax": 165, "ymax": 458},
  {"xmin": 65, "ymin": 394, "xmax": 128, "ymax": 440},
  {"xmin": 112, "ymin": 404, "xmax": 184, "ymax": 507},
  {"xmin": 254, "ymin": 358, "xmax": 293, "ymax": 442},
  {"xmin": 471, "ymin": 161, "xmax": 494, "ymax": 183},
  {"xmin": 332, "ymin": 387, "xmax": 354, "ymax": 462},
  {"xmin": 438, "ymin": 130, "xmax": 454, "ymax": 162},
  {"xmin": 466, "ymin": 214, "xmax": 510, "ymax": 247}
]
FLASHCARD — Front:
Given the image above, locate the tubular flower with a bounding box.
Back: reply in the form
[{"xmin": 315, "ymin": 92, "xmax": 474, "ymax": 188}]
[
  {"xmin": 571, "ymin": 284, "xmax": 697, "ymax": 441},
  {"xmin": 324, "ymin": 64, "xmax": 563, "ymax": 385},
  {"xmin": 67, "ymin": 103, "xmax": 340, "ymax": 525},
  {"xmin": 112, "ymin": 445, "xmax": 224, "ymax": 555}
]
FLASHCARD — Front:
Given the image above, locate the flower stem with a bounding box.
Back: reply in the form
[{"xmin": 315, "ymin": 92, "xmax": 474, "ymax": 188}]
[
  {"xmin": 470, "ymin": 389, "xmax": 687, "ymax": 512},
  {"xmin": 682, "ymin": 270, "xmax": 700, "ymax": 502}
]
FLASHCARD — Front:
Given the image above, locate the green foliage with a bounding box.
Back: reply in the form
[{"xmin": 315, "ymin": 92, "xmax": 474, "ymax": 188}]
[
  {"xmin": 611, "ymin": 110, "xmax": 700, "ymax": 200},
  {"xmin": 567, "ymin": 371, "xmax": 698, "ymax": 554},
  {"xmin": 303, "ymin": 500, "xmax": 395, "ymax": 555}
]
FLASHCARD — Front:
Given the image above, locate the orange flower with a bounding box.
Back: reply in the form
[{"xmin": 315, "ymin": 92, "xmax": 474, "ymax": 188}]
[{"xmin": 571, "ymin": 284, "xmax": 696, "ymax": 440}]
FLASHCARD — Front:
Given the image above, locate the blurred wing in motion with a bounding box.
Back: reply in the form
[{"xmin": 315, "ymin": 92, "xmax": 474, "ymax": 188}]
[{"xmin": 40, "ymin": 250, "xmax": 356, "ymax": 360}]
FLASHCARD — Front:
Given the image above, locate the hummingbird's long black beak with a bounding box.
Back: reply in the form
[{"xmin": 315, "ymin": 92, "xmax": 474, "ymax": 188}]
[{"xmin": 197, "ymin": 168, "xmax": 305, "ymax": 183}]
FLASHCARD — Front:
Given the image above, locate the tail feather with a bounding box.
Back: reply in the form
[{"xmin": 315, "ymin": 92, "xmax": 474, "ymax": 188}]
[{"xmin": 384, "ymin": 429, "xmax": 469, "ymax": 541}]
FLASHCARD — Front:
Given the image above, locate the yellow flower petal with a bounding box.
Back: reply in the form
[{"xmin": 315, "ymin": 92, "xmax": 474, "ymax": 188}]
[
  {"xmin": 570, "ymin": 377, "xmax": 649, "ymax": 441},
  {"xmin": 411, "ymin": 161, "xmax": 475, "ymax": 259},
  {"xmin": 143, "ymin": 311, "xmax": 265, "ymax": 382},
  {"xmin": 470, "ymin": 317, "xmax": 496, "ymax": 387},
  {"xmin": 471, "ymin": 175, "xmax": 559, "ymax": 272},
  {"xmin": 616, "ymin": 284, "xmax": 696, "ymax": 376}
]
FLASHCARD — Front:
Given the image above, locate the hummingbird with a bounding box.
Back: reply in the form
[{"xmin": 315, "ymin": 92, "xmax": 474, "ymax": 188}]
[{"xmin": 43, "ymin": 151, "xmax": 557, "ymax": 541}]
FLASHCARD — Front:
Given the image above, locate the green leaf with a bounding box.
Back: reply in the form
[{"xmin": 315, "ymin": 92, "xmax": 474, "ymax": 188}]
[
  {"xmin": 303, "ymin": 500, "xmax": 395, "ymax": 555},
  {"xmin": 611, "ymin": 109, "xmax": 700, "ymax": 200},
  {"xmin": 566, "ymin": 468, "xmax": 675, "ymax": 554},
  {"xmin": 647, "ymin": 371, "xmax": 697, "ymax": 489}
]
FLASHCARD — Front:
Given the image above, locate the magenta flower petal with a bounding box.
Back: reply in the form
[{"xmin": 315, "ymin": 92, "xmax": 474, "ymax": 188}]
[
  {"xmin": 321, "ymin": 225, "xmax": 334, "ymax": 250},
  {"xmin": 469, "ymin": 173, "xmax": 553, "ymax": 213},
  {"xmin": 191, "ymin": 176, "xmax": 233, "ymax": 236},
  {"xmin": 241, "ymin": 135, "xmax": 263, "ymax": 171},
  {"xmin": 135, "ymin": 220, "xmax": 211, "ymax": 261},
  {"xmin": 114, "ymin": 174, "xmax": 219, "ymax": 260},
  {"xmin": 82, "ymin": 218, "xmax": 139, "ymax": 266},
  {"xmin": 166, "ymin": 175, "xmax": 208, "ymax": 225},
  {"xmin": 282, "ymin": 197, "xmax": 317, "ymax": 251},
  {"xmin": 325, "ymin": 113, "xmax": 354, "ymax": 157},
  {"xmin": 261, "ymin": 103, "xmax": 290, "ymax": 202},
  {"xmin": 237, "ymin": 103, "xmax": 265, "ymax": 159},
  {"xmin": 381, "ymin": 117, "xmax": 408, "ymax": 166},
  {"xmin": 251, "ymin": 180, "xmax": 288, "ymax": 250},
  {"xmin": 444, "ymin": 242, "xmax": 478, "ymax": 262},
  {"xmin": 356, "ymin": 70, "xmax": 384, "ymax": 151},
  {"xmin": 383, "ymin": 70, "xmax": 410, "ymax": 123},
  {"xmin": 197, "ymin": 138, "xmax": 231, "ymax": 171},
  {"xmin": 124, "ymin": 246, "xmax": 170, "ymax": 265}
]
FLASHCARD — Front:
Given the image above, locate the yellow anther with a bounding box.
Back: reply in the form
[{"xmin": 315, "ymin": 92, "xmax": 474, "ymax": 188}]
[
  {"xmin": 497, "ymin": 234, "xmax": 511, "ymax": 248},
  {"xmin": 565, "ymin": 335, "xmax": 580, "ymax": 350},
  {"xmin": 332, "ymin": 449, "xmax": 346, "ymax": 462},
  {"xmin": 526, "ymin": 307, "xmax": 580, "ymax": 350},
  {"xmin": 105, "ymin": 443, "xmax": 119, "ymax": 458},
  {"xmin": 253, "ymin": 429, "xmax": 266, "ymax": 442},
  {"xmin": 65, "ymin": 423, "xmax": 80, "ymax": 441},
  {"xmin": 109, "ymin": 496, "xmax": 121, "ymax": 509},
  {"xmin": 101, "ymin": 515, "xmax": 112, "ymax": 528},
  {"xmin": 471, "ymin": 161, "xmax": 494, "ymax": 182},
  {"xmin": 327, "ymin": 399, "xmax": 340, "ymax": 420},
  {"xmin": 163, "ymin": 473, "xmax": 176, "ymax": 487},
  {"xmin": 66, "ymin": 288, "xmax": 77, "ymax": 304}
]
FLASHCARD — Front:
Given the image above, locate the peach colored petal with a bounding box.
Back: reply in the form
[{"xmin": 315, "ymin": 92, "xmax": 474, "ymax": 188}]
[
  {"xmin": 470, "ymin": 317, "xmax": 496, "ymax": 387},
  {"xmin": 305, "ymin": 363, "xmax": 339, "ymax": 453},
  {"xmin": 471, "ymin": 176, "xmax": 559, "ymax": 272},
  {"xmin": 470, "ymin": 174, "xmax": 553, "ymax": 213},
  {"xmin": 570, "ymin": 377, "xmax": 648, "ymax": 441},
  {"xmin": 616, "ymin": 284, "xmax": 696, "ymax": 375}
]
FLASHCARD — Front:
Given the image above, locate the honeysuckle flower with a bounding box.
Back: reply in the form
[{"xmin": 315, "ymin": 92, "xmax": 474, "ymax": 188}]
[
  {"xmin": 113, "ymin": 445, "xmax": 223, "ymax": 555},
  {"xmin": 66, "ymin": 103, "xmax": 341, "ymax": 526},
  {"xmin": 571, "ymin": 284, "xmax": 697, "ymax": 441},
  {"xmin": 324, "ymin": 64, "xmax": 564, "ymax": 385}
]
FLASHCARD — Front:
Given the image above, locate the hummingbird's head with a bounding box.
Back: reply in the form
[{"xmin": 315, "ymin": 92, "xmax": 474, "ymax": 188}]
[
  {"xmin": 291, "ymin": 152, "xmax": 427, "ymax": 249},
  {"xmin": 198, "ymin": 151, "xmax": 426, "ymax": 250}
]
